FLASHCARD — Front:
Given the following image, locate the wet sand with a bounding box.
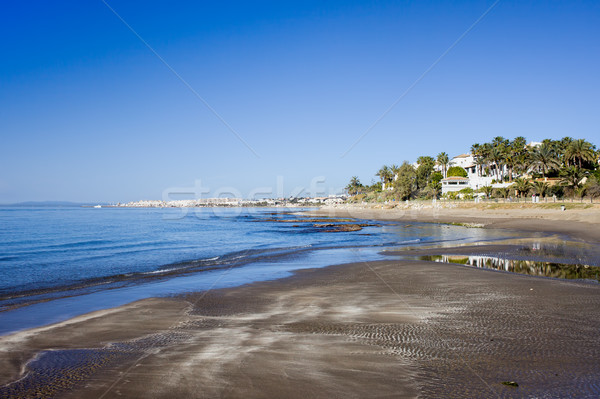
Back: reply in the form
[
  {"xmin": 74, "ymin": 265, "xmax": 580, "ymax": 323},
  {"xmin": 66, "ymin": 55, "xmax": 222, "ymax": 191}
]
[
  {"xmin": 308, "ymin": 203, "xmax": 600, "ymax": 243},
  {"xmin": 2, "ymin": 212, "xmax": 600, "ymax": 398}
]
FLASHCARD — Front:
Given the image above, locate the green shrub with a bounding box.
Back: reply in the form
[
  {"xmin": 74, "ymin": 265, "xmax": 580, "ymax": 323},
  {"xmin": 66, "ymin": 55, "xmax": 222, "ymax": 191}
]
[
  {"xmin": 447, "ymin": 166, "xmax": 468, "ymax": 177},
  {"xmin": 445, "ymin": 191, "xmax": 459, "ymax": 200}
]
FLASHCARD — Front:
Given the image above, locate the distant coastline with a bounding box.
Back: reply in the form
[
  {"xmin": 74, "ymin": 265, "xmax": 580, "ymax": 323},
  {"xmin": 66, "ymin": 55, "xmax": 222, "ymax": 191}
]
[
  {"xmin": 114, "ymin": 196, "xmax": 347, "ymax": 208},
  {"xmin": 0, "ymin": 201, "xmax": 106, "ymax": 207}
]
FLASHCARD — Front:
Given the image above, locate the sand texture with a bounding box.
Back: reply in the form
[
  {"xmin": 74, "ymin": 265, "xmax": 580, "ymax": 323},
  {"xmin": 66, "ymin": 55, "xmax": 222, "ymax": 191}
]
[{"xmin": 2, "ymin": 207, "xmax": 600, "ymax": 398}]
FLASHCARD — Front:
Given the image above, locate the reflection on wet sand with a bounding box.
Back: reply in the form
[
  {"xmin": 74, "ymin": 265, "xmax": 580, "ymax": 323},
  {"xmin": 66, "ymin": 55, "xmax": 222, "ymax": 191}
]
[{"xmin": 420, "ymin": 254, "xmax": 600, "ymax": 282}]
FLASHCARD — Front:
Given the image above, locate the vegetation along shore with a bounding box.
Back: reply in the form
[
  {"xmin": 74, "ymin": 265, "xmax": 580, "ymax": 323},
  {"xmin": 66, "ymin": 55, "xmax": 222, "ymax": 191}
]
[{"xmin": 345, "ymin": 136, "xmax": 599, "ymax": 203}]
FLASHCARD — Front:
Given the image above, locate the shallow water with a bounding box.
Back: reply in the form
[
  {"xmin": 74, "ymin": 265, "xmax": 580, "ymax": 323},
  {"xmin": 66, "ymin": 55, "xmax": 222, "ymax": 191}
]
[
  {"xmin": 0, "ymin": 207, "xmax": 514, "ymax": 296},
  {"xmin": 0, "ymin": 207, "xmax": 540, "ymax": 335}
]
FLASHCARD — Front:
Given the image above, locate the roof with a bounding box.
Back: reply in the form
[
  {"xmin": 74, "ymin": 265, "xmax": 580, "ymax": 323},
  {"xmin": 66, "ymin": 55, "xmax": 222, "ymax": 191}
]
[
  {"xmin": 441, "ymin": 176, "xmax": 469, "ymax": 181},
  {"xmin": 452, "ymin": 154, "xmax": 470, "ymax": 159}
]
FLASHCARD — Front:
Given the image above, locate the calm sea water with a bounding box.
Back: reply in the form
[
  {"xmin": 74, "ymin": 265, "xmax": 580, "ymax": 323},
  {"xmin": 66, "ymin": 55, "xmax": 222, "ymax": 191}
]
[{"xmin": 0, "ymin": 206, "xmax": 524, "ymax": 334}]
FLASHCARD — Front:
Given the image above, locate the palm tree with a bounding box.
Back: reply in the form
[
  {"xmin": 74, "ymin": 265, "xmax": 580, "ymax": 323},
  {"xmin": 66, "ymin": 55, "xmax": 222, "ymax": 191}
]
[
  {"xmin": 481, "ymin": 185, "xmax": 494, "ymax": 198},
  {"xmin": 512, "ymin": 136, "xmax": 527, "ymax": 149},
  {"xmin": 488, "ymin": 137, "xmax": 508, "ymax": 180},
  {"xmin": 506, "ymin": 136, "xmax": 528, "ymax": 181},
  {"xmin": 429, "ymin": 180, "xmax": 442, "ymax": 198},
  {"xmin": 532, "ymin": 181, "xmax": 550, "ymax": 198},
  {"xmin": 565, "ymin": 139, "xmax": 596, "ymax": 169},
  {"xmin": 530, "ymin": 143, "xmax": 560, "ymax": 177},
  {"xmin": 376, "ymin": 166, "xmax": 393, "ymax": 189},
  {"xmin": 497, "ymin": 187, "xmax": 511, "ymax": 199},
  {"xmin": 515, "ymin": 147, "xmax": 532, "ymax": 176},
  {"xmin": 470, "ymin": 143, "xmax": 485, "ymax": 177},
  {"xmin": 505, "ymin": 152, "xmax": 516, "ymax": 182},
  {"xmin": 512, "ymin": 178, "xmax": 532, "ymax": 198},
  {"xmin": 488, "ymin": 146, "xmax": 505, "ymax": 181},
  {"xmin": 345, "ymin": 176, "xmax": 363, "ymax": 196},
  {"xmin": 436, "ymin": 152, "xmax": 449, "ymax": 178},
  {"xmin": 560, "ymin": 166, "xmax": 587, "ymax": 192},
  {"xmin": 492, "ymin": 136, "xmax": 510, "ymax": 150},
  {"xmin": 557, "ymin": 136, "xmax": 574, "ymax": 165},
  {"xmin": 478, "ymin": 143, "xmax": 493, "ymax": 177},
  {"xmin": 390, "ymin": 164, "xmax": 401, "ymax": 182},
  {"xmin": 575, "ymin": 186, "xmax": 587, "ymax": 200}
]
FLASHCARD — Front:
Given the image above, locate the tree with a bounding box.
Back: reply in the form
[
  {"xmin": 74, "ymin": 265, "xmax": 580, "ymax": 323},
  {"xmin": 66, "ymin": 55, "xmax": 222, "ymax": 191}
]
[
  {"xmin": 575, "ymin": 186, "xmax": 587, "ymax": 200},
  {"xmin": 447, "ymin": 166, "xmax": 468, "ymax": 178},
  {"xmin": 585, "ymin": 176, "xmax": 600, "ymax": 199},
  {"xmin": 512, "ymin": 178, "xmax": 532, "ymax": 198},
  {"xmin": 531, "ymin": 142, "xmax": 560, "ymax": 177},
  {"xmin": 345, "ymin": 176, "xmax": 363, "ymax": 196},
  {"xmin": 390, "ymin": 164, "xmax": 400, "ymax": 180},
  {"xmin": 420, "ymin": 185, "xmax": 439, "ymax": 200},
  {"xmin": 436, "ymin": 152, "xmax": 449, "ymax": 178},
  {"xmin": 514, "ymin": 143, "xmax": 532, "ymax": 176},
  {"xmin": 376, "ymin": 166, "xmax": 393, "ymax": 188},
  {"xmin": 560, "ymin": 166, "xmax": 587, "ymax": 193},
  {"xmin": 506, "ymin": 136, "xmax": 528, "ymax": 181},
  {"xmin": 556, "ymin": 136, "xmax": 574, "ymax": 165},
  {"xmin": 369, "ymin": 181, "xmax": 382, "ymax": 192},
  {"xmin": 423, "ymin": 172, "xmax": 443, "ymax": 199},
  {"xmin": 479, "ymin": 142, "xmax": 493, "ymax": 177},
  {"xmin": 470, "ymin": 144, "xmax": 482, "ymax": 176},
  {"xmin": 417, "ymin": 156, "xmax": 435, "ymax": 166},
  {"xmin": 416, "ymin": 156, "xmax": 435, "ymax": 190},
  {"xmin": 496, "ymin": 187, "xmax": 511, "ymax": 199},
  {"xmin": 481, "ymin": 185, "xmax": 494, "ymax": 198},
  {"xmin": 430, "ymin": 171, "xmax": 443, "ymax": 186},
  {"xmin": 532, "ymin": 181, "xmax": 550, "ymax": 197},
  {"xmin": 492, "ymin": 136, "xmax": 510, "ymax": 149},
  {"xmin": 487, "ymin": 145, "xmax": 505, "ymax": 181},
  {"xmin": 565, "ymin": 139, "xmax": 596, "ymax": 169},
  {"xmin": 393, "ymin": 162, "xmax": 417, "ymax": 200}
]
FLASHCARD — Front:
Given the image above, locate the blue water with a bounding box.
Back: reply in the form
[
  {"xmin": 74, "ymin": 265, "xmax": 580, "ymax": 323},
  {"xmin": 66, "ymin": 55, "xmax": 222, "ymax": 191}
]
[{"xmin": 0, "ymin": 207, "xmax": 527, "ymax": 335}]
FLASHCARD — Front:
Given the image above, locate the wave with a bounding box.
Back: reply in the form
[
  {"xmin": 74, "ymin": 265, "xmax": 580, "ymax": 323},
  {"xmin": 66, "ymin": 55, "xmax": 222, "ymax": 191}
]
[
  {"xmin": 0, "ymin": 242, "xmax": 385, "ymax": 311},
  {"xmin": 2, "ymin": 240, "xmax": 177, "ymax": 260}
]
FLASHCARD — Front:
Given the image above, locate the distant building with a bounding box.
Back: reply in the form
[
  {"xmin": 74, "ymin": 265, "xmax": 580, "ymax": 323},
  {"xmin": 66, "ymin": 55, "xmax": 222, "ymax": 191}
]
[
  {"xmin": 441, "ymin": 177, "xmax": 470, "ymax": 194},
  {"xmin": 449, "ymin": 153, "xmax": 479, "ymax": 177},
  {"xmin": 527, "ymin": 141, "xmax": 542, "ymax": 148},
  {"xmin": 449, "ymin": 154, "xmax": 472, "ymax": 168}
]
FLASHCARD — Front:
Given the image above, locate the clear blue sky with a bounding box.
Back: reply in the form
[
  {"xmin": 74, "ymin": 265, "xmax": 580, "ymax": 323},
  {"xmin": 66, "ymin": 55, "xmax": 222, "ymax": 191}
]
[{"xmin": 1, "ymin": 0, "xmax": 599, "ymax": 202}]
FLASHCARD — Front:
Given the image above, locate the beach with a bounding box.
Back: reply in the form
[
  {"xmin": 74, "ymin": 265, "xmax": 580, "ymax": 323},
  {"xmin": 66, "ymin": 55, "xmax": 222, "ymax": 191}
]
[
  {"xmin": 2, "ymin": 205, "xmax": 600, "ymax": 398},
  {"xmin": 310, "ymin": 202, "xmax": 600, "ymax": 243}
]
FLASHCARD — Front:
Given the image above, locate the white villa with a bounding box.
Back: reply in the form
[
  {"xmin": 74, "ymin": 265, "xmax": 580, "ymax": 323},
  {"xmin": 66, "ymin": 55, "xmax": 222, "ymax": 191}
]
[
  {"xmin": 441, "ymin": 153, "xmax": 512, "ymax": 195},
  {"xmin": 440, "ymin": 176, "xmax": 471, "ymax": 194}
]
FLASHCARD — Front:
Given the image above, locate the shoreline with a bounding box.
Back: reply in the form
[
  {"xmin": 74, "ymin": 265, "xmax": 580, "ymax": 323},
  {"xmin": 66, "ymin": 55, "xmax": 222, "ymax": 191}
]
[
  {"xmin": 305, "ymin": 203, "xmax": 600, "ymax": 244},
  {"xmin": 2, "ymin": 208, "xmax": 600, "ymax": 397}
]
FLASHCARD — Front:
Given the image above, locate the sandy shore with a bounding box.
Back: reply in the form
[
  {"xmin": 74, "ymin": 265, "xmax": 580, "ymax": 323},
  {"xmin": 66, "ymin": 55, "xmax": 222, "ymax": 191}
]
[
  {"xmin": 1, "ymin": 207, "xmax": 600, "ymax": 398},
  {"xmin": 309, "ymin": 202, "xmax": 600, "ymax": 243}
]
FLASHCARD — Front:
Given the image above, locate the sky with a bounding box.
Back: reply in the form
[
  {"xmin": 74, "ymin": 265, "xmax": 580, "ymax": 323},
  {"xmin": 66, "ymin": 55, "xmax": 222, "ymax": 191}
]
[{"xmin": 1, "ymin": 0, "xmax": 599, "ymax": 203}]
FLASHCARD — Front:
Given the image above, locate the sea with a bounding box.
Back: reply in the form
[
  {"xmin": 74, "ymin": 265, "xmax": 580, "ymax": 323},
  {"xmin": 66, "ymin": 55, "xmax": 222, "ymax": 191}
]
[{"xmin": 0, "ymin": 206, "xmax": 545, "ymax": 335}]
